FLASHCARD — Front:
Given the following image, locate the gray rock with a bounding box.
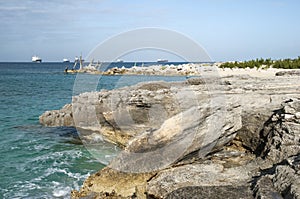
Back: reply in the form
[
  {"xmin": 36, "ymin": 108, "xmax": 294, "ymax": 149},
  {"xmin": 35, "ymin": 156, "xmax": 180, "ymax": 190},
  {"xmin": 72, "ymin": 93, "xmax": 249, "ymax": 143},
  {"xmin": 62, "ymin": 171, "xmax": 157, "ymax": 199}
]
[
  {"xmin": 164, "ymin": 186, "xmax": 253, "ymax": 199},
  {"xmin": 40, "ymin": 76, "xmax": 300, "ymax": 150},
  {"xmin": 254, "ymin": 154, "xmax": 300, "ymax": 199},
  {"xmin": 259, "ymin": 98, "xmax": 300, "ymax": 164},
  {"xmin": 108, "ymin": 102, "xmax": 242, "ymax": 173},
  {"xmin": 38, "ymin": 75, "xmax": 300, "ymax": 199},
  {"xmin": 272, "ymin": 154, "xmax": 300, "ymax": 199},
  {"xmin": 275, "ymin": 70, "xmax": 300, "ymax": 76},
  {"xmin": 146, "ymin": 163, "xmax": 253, "ymax": 199},
  {"xmin": 253, "ymin": 176, "xmax": 283, "ymax": 199},
  {"xmin": 39, "ymin": 104, "xmax": 74, "ymax": 126}
]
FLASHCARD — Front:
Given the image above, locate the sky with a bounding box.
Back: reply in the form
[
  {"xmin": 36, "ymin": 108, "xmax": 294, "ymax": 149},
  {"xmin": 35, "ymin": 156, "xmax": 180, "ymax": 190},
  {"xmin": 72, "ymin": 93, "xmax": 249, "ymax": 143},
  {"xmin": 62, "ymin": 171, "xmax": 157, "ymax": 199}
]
[{"xmin": 0, "ymin": 0, "xmax": 300, "ymax": 62}]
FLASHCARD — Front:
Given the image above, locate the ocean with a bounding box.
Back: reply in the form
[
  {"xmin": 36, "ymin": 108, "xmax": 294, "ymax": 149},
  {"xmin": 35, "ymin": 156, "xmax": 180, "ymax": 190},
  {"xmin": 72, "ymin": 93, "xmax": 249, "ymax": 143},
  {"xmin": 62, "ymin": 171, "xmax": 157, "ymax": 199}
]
[{"xmin": 0, "ymin": 62, "xmax": 187, "ymax": 198}]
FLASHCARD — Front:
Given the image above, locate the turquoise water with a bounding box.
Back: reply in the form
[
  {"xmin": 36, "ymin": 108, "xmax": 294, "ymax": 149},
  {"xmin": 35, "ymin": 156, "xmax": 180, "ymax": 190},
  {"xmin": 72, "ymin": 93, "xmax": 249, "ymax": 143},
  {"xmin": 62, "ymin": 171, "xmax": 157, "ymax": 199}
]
[{"xmin": 0, "ymin": 62, "xmax": 186, "ymax": 198}]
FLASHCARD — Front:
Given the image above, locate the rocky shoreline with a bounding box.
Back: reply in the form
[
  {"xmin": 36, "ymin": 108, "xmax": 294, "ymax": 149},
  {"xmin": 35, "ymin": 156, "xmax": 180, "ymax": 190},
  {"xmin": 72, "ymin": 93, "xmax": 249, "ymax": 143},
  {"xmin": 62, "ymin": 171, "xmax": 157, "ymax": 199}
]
[
  {"xmin": 39, "ymin": 72, "xmax": 300, "ymax": 198},
  {"xmin": 66, "ymin": 63, "xmax": 300, "ymax": 77}
]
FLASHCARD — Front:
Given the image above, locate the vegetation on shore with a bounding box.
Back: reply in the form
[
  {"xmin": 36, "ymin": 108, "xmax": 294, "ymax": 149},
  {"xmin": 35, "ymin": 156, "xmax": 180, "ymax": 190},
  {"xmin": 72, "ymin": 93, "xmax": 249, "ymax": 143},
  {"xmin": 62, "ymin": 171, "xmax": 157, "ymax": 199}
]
[{"xmin": 220, "ymin": 57, "xmax": 300, "ymax": 69}]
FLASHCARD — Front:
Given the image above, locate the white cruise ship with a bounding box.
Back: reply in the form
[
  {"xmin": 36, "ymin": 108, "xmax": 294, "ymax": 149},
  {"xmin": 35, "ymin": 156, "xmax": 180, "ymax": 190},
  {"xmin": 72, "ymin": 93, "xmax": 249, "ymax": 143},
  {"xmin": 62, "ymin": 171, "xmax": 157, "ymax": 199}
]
[
  {"xmin": 157, "ymin": 59, "xmax": 168, "ymax": 63},
  {"xmin": 32, "ymin": 56, "xmax": 42, "ymax": 63},
  {"xmin": 63, "ymin": 58, "xmax": 70, "ymax": 63}
]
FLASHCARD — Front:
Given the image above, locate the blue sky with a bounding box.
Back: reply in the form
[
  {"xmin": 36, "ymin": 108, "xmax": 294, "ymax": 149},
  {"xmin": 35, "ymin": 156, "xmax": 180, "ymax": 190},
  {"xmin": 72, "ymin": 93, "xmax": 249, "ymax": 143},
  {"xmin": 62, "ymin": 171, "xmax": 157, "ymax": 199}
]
[{"xmin": 0, "ymin": 0, "xmax": 300, "ymax": 62}]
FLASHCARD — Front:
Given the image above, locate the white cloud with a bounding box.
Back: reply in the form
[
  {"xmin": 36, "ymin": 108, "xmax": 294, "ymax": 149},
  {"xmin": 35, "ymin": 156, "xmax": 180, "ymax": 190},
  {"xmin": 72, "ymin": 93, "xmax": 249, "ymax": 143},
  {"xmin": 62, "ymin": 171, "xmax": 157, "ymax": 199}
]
[{"xmin": 0, "ymin": 6, "xmax": 27, "ymax": 11}]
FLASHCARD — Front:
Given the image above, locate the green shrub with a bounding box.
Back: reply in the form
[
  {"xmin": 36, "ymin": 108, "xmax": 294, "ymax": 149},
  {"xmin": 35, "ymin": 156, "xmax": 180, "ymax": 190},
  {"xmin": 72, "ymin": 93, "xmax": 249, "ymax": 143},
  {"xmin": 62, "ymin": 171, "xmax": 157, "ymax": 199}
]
[{"xmin": 220, "ymin": 57, "xmax": 300, "ymax": 69}]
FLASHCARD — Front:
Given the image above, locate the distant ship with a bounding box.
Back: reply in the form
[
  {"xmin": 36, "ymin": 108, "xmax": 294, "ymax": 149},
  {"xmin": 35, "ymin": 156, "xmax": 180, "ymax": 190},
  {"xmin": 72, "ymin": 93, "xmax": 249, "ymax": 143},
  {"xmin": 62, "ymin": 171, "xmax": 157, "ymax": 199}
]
[
  {"xmin": 32, "ymin": 55, "xmax": 42, "ymax": 63},
  {"xmin": 63, "ymin": 58, "xmax": 70, "ymax": 63},
  {"xmin": 157, "ymin": 59, "xmax": 168, "ymax": 63},
  {"xmin": 116, "ymin": 59, "xmax": 124, "ymax": 63}
]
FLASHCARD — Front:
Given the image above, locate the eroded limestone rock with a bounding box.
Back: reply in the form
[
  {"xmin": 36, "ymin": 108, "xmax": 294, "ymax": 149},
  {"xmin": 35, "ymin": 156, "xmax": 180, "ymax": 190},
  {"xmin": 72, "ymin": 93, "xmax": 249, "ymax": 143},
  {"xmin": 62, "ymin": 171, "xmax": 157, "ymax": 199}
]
[
  {"xmin": 38, "ymin": 75, "xmax": 300, "ymax": 199},
  {"xmin": 259, "ymin": 98, "xmax": 300, "ymax": 164}
]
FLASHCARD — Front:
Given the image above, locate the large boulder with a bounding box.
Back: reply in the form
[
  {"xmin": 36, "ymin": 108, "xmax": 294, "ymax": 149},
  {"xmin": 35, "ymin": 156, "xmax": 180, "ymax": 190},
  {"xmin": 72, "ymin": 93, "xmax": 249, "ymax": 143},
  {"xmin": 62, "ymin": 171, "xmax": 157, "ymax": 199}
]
[
  {"xmin": 39, "ymin": 104, "xmax": 74, "ymax": 126},
  {"xmin": 109, "ymin": 102, "xmax": 242, "ymax": 173}
]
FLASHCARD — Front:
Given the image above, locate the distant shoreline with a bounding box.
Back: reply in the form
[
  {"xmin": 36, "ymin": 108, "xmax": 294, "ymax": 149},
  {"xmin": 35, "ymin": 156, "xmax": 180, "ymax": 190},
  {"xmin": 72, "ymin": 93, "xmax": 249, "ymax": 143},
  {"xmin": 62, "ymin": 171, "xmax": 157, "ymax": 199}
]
[{"xmin": 65, "ymin": 62, "xmax": 300, "ymax": 78}]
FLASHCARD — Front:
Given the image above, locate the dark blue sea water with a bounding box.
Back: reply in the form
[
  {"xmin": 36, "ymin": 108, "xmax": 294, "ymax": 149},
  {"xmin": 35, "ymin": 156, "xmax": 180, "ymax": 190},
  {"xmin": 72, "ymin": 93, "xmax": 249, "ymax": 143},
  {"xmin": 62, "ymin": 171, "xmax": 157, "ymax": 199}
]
[{"xmin": 0, "ymin": 62, "xmax": 187, "ymax": 198}]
